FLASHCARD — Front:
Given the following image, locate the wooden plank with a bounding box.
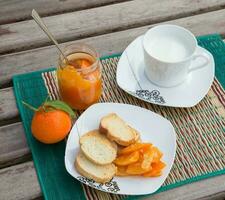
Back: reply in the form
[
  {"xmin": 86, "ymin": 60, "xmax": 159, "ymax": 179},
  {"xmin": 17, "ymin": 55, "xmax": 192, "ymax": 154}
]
[
  {"xmin": 0, "ymin": 162, "xmax": 41, "ymax": 200},
  {"xmin": 1, "ymin": 161, "xmax": 225, "ymax": 200},
  {"xmin": 0, "ymin": 0, "xmax": 128, "ymax": 25},
  {"xmin": 0, "ymin": 0, "xmax": 225, "ymax": 54},
  {"xmin": 1, "ymin": 9, "xmax": 225, "ymax": 88},
  {"xmin": 0, "ymin": 122, "xmax": 29, "ymax": 168},
  {"xmin": 0, "ymin": 87, "xmax": 18, "ymax": 122}
]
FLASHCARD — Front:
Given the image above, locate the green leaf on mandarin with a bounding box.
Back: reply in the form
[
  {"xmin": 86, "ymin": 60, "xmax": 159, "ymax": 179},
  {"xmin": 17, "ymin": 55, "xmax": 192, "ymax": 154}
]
[{"xmin": 44, "ymin": 100, "xmax": 75, "ymax": 118}]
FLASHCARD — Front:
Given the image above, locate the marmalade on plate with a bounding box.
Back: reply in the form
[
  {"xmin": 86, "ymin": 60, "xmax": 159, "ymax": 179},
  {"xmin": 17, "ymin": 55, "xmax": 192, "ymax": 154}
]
[{"xmin": 57, "ymin": 45, "xmax": 102, "ymax": 110}]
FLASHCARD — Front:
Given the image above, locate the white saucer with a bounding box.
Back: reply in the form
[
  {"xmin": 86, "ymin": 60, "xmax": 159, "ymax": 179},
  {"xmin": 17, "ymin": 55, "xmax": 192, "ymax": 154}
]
[
  {"xmin": 116, "ymin": 35, "xmax": 215, "ymax": 107},
  {"xmin": 65, "ymin": 103, "xmax": 176, "ymax": 195}
]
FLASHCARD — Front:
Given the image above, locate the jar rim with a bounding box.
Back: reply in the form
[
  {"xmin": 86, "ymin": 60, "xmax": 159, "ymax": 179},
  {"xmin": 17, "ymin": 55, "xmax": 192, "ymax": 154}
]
[{"xmin": 58, "ymin": 43, "xmax": 100, "ymax": 73}]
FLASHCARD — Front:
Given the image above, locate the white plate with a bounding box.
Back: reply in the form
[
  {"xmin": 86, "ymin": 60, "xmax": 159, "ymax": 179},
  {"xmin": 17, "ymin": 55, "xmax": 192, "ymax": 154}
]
[
  {"xmin": 65, "ymin": 103, "xmax": 176, "ymax": 195},
  {"xmin": 116, "ymin": 35, "xmax": 215, "ymax": 107}
]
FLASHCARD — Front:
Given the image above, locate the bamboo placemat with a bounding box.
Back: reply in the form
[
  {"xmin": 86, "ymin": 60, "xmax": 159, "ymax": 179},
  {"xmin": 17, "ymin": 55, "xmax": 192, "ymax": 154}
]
[{"xmin": 13, "ymin": 34, "xmax": 225, "ymax": 200}]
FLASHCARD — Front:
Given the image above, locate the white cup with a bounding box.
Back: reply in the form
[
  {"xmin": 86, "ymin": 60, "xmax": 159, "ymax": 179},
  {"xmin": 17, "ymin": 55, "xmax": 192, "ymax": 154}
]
[{"xmin": 143, "ymin": 24, "xmax": 209, "ymax": 87}]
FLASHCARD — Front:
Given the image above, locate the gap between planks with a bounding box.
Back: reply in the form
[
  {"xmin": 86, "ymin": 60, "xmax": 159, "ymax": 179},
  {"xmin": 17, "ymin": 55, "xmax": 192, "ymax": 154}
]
[{"xmin": 0, "ymin": 0, "xmax": 225, "ymax": 55}]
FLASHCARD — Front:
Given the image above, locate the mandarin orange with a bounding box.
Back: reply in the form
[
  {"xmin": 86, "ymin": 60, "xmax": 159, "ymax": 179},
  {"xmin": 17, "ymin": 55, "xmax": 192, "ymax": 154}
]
[
  {"xmin": 23, "ymin": 99, "xmax": 74, "ymax": 144},
  {"xmin": 31, "ymin": 107, "xmax": 72, "ymax": 144}
]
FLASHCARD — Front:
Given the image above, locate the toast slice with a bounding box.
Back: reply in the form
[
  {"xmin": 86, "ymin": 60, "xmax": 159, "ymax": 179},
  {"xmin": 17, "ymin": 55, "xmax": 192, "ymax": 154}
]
[
  {"xmin": 117, "ymin": 129, "xmax": 141, "ymax": 151},
  {"xmin": 75, "ymin": 151, "xmax": 117, "ymax": 183},
  {"xmin": 80, "ymin": 130, "xmax": 117, "ymax": 165},
  {"xmin": 100, "ymin": 113, "xmax": 138, "ymax": 146}
]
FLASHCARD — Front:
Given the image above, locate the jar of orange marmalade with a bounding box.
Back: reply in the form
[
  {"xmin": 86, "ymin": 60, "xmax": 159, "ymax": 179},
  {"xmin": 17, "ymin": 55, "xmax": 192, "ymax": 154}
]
[{"xmin": 57, "ymin": 43, "xmax": 102, "ymax": 110}]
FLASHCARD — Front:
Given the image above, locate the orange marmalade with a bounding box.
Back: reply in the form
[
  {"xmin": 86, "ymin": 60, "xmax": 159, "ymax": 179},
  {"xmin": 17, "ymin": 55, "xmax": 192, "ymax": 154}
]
[{"xmin": 57, "ymin": 50, "xmax": 102, "ymax": 110}]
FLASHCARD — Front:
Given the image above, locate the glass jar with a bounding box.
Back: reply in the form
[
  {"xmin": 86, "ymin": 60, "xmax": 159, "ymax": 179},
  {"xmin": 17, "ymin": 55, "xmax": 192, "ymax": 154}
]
[{"xmin": 57, "ymin": 43, "xmax": 102, "ymax": 110}]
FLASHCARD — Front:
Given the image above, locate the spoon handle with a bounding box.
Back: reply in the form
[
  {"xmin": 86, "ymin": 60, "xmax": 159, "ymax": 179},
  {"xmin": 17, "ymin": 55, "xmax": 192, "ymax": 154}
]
[{"xmin": 31, "ymin": 9, "xmax": 69, "ymax": 64}]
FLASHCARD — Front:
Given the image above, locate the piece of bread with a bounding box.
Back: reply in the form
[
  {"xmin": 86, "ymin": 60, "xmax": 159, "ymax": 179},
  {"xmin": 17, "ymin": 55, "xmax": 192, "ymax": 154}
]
[
  {"xmin": 80, "ymin": 130, "xmax": 117, "ymax": 165},
  {"xmin": 75, "ymin": 151, "xmax": 117, "ymax": 183},
  {"xmin": 117, "ymin": 129, "xmax": 141, "ymax": 152},
  {"xmin": 100, "ymin": 113, "xmax": 138, "ymax": 146}
]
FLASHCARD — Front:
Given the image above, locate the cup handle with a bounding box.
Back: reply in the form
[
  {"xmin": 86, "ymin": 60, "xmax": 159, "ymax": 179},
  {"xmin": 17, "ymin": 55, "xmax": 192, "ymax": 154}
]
[{"xmin": 189, "ymin": 52, "xmax": 210, "ymax": 73}]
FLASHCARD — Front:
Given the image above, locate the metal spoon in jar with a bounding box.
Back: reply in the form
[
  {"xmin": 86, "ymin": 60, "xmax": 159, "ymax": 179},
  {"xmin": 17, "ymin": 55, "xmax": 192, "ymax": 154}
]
[{"xmin": 31, "ymin": 9, "xmax": 69, "ymax": 66}]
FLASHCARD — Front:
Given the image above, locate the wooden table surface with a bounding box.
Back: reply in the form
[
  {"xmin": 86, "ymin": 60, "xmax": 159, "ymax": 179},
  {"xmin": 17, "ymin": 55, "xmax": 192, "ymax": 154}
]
[{"xmin": 1, "ymin": 0, "xmax": 225, "ymax": 199}]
